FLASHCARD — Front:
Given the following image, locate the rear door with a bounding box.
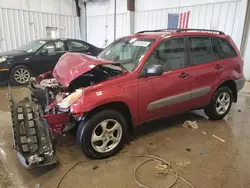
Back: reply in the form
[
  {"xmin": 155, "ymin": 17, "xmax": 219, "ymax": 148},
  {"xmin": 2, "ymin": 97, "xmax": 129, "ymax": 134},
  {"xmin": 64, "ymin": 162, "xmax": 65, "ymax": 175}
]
[
  {"xmin": 187, "ymin": 36, "xmax": 236, "ymax": 108},
  {"xmin": 138, "ymin": 37, "xmax": 193, "ymax": 123}
]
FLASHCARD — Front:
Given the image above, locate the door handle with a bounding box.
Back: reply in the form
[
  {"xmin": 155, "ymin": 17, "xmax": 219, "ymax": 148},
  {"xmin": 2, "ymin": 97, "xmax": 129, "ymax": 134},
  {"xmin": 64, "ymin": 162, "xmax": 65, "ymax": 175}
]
[
  {"xmin": 179, "ymin": 72, "xmax": 189, "ymax": 78},
  {"xmin": 214, "ymin": 64, "xmax": 222, "ymax": 69}
]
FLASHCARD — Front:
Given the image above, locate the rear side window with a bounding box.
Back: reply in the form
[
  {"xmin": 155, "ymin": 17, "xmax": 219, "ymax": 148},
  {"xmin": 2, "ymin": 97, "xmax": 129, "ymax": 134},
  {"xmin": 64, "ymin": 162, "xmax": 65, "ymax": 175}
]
[
  {"xmin": 68, "ymin": 41, "xmax": 89, "ymax": 51},
  {"xmin": 212, "ymin": 38, "xmax": 237, "ymax": 59},
  {"xmin": 188, "ymin": 37, "xmax": 216, "ymax": 65}
]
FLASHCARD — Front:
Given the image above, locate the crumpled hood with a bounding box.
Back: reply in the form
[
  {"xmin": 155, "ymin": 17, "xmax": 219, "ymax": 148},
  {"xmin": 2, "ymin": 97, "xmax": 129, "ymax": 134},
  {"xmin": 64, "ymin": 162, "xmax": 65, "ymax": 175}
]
[{"xmin": 53, "ymin": 52, "xmax": 113, "ymax": 87}]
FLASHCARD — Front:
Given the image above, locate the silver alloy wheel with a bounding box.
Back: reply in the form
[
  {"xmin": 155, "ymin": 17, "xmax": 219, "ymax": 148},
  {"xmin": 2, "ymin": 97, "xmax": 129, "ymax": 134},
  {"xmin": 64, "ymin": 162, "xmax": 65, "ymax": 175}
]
[
  {"xmin": 14, "ymin": 68, "xmax": 30, "ymax": 84},
  {"xmin": 216, "ymin": 92, "xmax": 230, "ymax": 115},
  {"xmin": 91, "ymin": 119, "xmax": 122, "ymax": 153}
]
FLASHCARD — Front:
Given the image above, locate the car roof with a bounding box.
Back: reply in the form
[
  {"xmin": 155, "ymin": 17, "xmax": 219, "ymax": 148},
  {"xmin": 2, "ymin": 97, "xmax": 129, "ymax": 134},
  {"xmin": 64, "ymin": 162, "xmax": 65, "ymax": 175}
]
[
  {"xmin": 36, "ymin": 38, "xmax": 85, "ymax": 42},
  {"xmin": 128, "ymin": 29, "xmax": 228, "ymax": 40}
]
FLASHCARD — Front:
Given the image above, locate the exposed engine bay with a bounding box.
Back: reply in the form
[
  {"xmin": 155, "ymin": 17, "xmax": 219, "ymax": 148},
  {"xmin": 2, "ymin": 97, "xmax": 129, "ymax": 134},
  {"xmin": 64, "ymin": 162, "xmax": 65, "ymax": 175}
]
[
  {"xmin": 30, "ymin": 64, "xmax": 122, "ymax": 109},
  {"xmin": 9, "ymin": 63, "xmax": 123, "ymax": 168}
]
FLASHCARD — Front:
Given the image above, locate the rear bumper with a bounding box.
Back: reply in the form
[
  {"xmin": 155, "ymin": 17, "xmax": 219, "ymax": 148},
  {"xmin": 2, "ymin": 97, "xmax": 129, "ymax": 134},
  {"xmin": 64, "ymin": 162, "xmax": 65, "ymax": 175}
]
[
  {"xmin": 235, "ymin": 77, "xmax": 245, "ymax": 92},
  {"xmin": 9, "ymin": 94, "xmax": 57, "ymax": 169}
]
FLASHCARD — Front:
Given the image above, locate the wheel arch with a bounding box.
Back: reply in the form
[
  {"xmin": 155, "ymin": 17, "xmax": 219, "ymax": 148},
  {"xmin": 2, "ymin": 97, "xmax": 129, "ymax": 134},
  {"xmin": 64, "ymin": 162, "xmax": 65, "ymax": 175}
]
[
  {"xmin": 84, "ymin": 101, "xmax": 134, "ymax": 134},
  {"xmin": 217, "ymin": 80, "xmax": 237, "ymax": 102},
  {"xmin": 9, "ymin": 63, "xmax": 33, "ymax": 76}
]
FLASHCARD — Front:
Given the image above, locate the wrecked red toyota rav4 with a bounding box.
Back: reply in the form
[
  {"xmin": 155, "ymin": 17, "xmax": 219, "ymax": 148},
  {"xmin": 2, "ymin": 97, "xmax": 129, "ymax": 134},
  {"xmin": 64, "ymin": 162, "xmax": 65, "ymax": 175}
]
[{"xmin": 9, "ymin": 29, "xmax": 245, "ymax": 168}]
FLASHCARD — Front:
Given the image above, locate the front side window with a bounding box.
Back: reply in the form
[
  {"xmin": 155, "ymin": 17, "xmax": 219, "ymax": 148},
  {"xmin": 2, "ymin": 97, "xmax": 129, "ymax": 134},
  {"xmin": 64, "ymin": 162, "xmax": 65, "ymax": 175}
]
[
  {"xmin": 189, "ymin": 37, "xmax": 217, "ymax": 65},
  {"xmin": 143, "ymin": 37, "xmax": 186, "ymax": 72},
  {"xmin": 68, "ymin": 41, "xmax": 88, "ymax": 51},
  {"xmin": 98, "ymin": 38, "xmax": 154, "ymax": 72},
  {"xmin": 40, "ymin": 41, "xmax": 65, "ymax": 54},
  {"xmin": 16, "ymin": 40, "xmax": 47, "ymax": 53}
]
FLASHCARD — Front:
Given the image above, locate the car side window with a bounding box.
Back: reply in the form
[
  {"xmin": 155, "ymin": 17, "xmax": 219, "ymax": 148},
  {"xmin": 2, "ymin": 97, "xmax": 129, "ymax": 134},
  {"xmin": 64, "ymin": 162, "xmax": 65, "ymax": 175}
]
[
  {"xmin": 143, "ymin": 38, "xmax": 185, "ymax": 72},
  {"xmin": 188, "ymin": 37, "xmax": 216, "ymax": 65},
  {"xmin": 41, "ymin": 41, "xmax": 65, "ymax": 55},
  {"xmin": 217, "ymin": 38, "xmax": 237, "ymax": 59},
  {"xmin": 211, "ymin": 38, "xmax": 224, "ymax": 60},
  {"xmin": 68, "ymin": 41, "xmax": 89, "ymax": 51}
]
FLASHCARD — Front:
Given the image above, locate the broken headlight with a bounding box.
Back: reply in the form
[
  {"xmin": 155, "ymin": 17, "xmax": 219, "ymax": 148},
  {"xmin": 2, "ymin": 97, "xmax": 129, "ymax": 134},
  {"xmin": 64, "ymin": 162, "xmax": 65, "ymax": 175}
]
[{"xmin": 56, "ymin": 89, "xmax": 83, "ymax": 109}]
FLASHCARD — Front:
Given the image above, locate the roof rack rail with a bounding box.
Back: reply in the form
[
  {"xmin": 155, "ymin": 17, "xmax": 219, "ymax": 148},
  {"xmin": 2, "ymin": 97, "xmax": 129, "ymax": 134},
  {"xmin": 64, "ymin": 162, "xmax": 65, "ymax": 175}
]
[
  {"xmin": 176, "ymin": 29, "xmax": 225, "ymax": 35},
  {"xmin": 136, "ymin": 28, "xmax": 225, "ymax": 35},
  {"xmin": 136, "ymin": 29, "xmax": 173, "ymax": 34}
]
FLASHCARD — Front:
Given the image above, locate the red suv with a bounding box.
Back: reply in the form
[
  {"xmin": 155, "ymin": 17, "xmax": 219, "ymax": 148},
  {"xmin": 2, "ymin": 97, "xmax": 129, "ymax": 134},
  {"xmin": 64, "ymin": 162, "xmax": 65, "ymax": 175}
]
[{"xmin": 10, "ymin": 29, "xmax": 245, "ymax": 168}]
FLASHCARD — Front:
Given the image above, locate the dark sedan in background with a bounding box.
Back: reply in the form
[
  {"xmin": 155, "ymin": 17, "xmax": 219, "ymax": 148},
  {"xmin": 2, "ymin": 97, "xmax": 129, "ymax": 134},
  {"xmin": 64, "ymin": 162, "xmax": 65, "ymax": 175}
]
[{"xmin": 0, "ymin": 38, "xmax": 103, "ymax": 84}]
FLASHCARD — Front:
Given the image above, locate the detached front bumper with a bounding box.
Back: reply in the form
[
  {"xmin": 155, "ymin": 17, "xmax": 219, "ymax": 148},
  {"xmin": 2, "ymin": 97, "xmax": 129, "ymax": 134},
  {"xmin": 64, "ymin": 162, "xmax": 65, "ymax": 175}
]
[{"xmin": 9, "ymin": 94, "xmax": 57, "ymax": 168}]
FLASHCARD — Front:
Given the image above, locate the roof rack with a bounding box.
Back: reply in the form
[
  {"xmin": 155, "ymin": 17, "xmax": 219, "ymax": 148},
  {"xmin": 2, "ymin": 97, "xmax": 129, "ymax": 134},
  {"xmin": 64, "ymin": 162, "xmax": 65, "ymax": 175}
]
[
  {"xmin": 136, "ymin": 29, "xmax": 169, "ymax": 34},
  {"xmin": 175, "ymin": 29, "xmax": 225, "ymax": 35},
  {"xmin": 136, "ymin": 29, "xmax": 173, "ymax": 34},
  {"xmin": 136, "ymin": 28, "xmax": 225, "ymax": 35}
]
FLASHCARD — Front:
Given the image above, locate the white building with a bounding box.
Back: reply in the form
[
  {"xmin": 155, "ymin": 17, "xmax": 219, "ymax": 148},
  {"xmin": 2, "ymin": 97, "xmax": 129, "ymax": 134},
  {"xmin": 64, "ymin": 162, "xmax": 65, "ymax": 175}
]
[
  {"xmin": 0, "ymin": 0, "xmax": 249, "ymax": 80},
  {"xmin": 0, "ymin": 0, "xmax": 80, "ymax": 52}
]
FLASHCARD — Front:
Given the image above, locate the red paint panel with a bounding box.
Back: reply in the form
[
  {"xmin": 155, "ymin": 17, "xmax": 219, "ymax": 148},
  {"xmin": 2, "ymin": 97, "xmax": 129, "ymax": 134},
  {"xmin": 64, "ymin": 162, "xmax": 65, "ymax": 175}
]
[{"xmin": 43, "ymin": 113, "xmax": 70, "ymax": 134}]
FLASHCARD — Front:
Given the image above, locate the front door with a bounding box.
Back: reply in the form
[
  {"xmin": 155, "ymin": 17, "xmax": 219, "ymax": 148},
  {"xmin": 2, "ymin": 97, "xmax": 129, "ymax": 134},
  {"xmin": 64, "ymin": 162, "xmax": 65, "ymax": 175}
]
[
  {"xmin": 31, "ymin": 41, "xmax": 66, "ymax": 75},
  {"xmin": 138, "ymin": 37, "xmax": 192, "ymax": 123}
]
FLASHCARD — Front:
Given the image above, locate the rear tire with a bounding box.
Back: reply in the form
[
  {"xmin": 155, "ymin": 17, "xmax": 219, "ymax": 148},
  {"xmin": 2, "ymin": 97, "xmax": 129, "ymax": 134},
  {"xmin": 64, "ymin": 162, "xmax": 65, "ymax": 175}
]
[
  {"xmin": 204, "ymin": 87, "xmax": 233, "ymax": 120},
  {"xmin": 77, "ymin": 110, "xmax": 127, "ymax": 159},
  {"xmin": 10, "ymin": 65, "xmax": 32, "ymax": 85}
]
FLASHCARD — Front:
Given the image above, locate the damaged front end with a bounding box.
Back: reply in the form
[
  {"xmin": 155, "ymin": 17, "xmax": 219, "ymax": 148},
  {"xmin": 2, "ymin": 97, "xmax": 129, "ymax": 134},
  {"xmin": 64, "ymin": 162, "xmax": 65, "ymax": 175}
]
[
  {"xmin": 8, "ymin": 77, "xmax": 75, "ymax": 168},
  {"xmin": 9, "ymin": 53, "xmax": 125, "ymax": 168}
]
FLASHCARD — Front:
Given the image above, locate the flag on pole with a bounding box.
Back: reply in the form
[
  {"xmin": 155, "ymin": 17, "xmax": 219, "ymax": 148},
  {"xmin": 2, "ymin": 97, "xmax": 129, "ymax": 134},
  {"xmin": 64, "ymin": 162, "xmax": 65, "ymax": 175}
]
[{"xmin": 168, "ymin": 11, "xmax": 190, "ymax": 29}]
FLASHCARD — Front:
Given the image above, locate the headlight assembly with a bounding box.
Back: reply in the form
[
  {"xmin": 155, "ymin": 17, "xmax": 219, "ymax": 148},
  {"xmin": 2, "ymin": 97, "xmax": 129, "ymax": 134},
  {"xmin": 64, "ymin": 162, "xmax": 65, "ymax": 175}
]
[
  {"xmin": 57, "ymin": 89, "xmax": 83, "ymax": 109},
  {"xmin": 0, "ymin": 56, "xmax": 6, "ymax": 63}
]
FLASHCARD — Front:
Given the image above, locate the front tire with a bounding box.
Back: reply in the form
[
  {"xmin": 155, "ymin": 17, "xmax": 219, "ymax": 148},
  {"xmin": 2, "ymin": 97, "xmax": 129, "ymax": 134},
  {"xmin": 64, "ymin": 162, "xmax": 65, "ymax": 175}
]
[
  {"xmin": 77, "ymin": 110, "xmax": 127, "ymax": 159},
  {"xmin": 10, "ymin": 65, "xmax": 32, "ymax": 85},
  {"xmin": 204, "ymin": 87, "xmax": 233, "ymax": 120}
]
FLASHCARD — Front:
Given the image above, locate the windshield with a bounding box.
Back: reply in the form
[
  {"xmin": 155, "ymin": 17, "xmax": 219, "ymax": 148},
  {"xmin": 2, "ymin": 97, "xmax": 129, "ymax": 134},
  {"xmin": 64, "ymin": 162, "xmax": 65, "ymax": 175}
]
[
  {"xmin": 98, "ymin": 38, "xmax": 154, "ymax": 72},
  {"xmin": 16, "ymin": 40, "xmax": 47, "ymax": 53}
]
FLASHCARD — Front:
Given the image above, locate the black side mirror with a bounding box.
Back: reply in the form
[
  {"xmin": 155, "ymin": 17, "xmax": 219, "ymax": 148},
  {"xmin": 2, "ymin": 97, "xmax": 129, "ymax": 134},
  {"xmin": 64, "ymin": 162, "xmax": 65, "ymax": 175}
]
[
  {"xmin": 145, "ymin": 64, "xmax": 164, "ymax": 77},
  {"xmin": 39, "ymin": 49, "xmax": 48, "ymax": 55}
]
